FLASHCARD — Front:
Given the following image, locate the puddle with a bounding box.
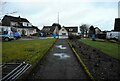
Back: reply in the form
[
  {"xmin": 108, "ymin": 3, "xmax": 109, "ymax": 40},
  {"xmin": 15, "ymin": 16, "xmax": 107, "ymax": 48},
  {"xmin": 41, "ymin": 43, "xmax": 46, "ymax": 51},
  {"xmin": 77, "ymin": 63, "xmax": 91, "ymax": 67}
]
[
  {"xmin": 56, "ymin": 45, "xmax": 67, "ymax": 49},
  {"xmin": 53, "ymin": 53, "xmax": 70, "ymax": 59}
]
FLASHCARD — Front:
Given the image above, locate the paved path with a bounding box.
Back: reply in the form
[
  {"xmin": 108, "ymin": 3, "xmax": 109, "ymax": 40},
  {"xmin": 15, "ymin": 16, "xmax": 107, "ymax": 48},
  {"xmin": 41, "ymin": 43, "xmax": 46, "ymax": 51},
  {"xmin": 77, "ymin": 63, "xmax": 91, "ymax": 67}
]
[{"xmin": 28, "ymin": 39, "xmax": 89, "ymax": 79}]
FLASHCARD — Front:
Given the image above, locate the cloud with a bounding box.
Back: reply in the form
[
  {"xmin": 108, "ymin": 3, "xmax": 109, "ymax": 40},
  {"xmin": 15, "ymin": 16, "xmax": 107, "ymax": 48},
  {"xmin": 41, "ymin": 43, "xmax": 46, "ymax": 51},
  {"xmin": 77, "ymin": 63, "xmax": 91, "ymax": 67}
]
[
  {"xmin": 1, "ymin": 0, "xmax": 119, "ymax": 30},
  {"xmin": 3, "ymin": 0, "xmax": 120, "ymax": 2}
]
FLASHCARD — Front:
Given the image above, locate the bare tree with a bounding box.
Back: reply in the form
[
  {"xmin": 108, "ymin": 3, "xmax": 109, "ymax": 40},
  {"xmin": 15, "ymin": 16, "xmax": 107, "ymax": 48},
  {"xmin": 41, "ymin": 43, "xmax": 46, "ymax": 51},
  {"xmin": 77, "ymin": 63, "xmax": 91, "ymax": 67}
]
[{"xmin": 80, "ymin": 24, "xmax": 89, "ymax": 37}]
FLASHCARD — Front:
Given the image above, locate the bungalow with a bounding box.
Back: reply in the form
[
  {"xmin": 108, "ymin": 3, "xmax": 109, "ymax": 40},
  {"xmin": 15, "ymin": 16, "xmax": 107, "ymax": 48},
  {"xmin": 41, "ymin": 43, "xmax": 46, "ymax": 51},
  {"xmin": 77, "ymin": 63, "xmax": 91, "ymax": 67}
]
[
  {"xmin": 42, "ymin": 23, "xmax": 61, "ymax": 36},
  {"xmin": 1, "ymin": 15, "xmax": 39, "ymax": 36},
  {"xmin": 64, "ymin": 26, "xmax": 78, "ymax": 35},
  {"xmin": 42, "ymin": 23, "xmax": 78, "ymax": 38}
]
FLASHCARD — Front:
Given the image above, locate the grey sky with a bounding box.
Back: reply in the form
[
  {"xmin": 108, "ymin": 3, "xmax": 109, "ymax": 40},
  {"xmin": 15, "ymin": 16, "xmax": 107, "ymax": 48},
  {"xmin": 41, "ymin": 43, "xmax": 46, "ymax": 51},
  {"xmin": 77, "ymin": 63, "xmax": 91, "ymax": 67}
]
[{"xmin": 1, "ymin": 0, "xmax": 120, "ymax": 31}]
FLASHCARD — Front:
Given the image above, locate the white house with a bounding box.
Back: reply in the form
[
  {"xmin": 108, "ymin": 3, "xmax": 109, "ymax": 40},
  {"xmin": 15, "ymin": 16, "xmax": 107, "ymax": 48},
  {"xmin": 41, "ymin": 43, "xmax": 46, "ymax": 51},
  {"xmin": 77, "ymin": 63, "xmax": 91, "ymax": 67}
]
[
  {"xmin": 59, "ymin": 27, "xmax": 68, "ymax": 36},
  {"xmin": 2, "ymin": 15, "xmax": 39, "ymax": 36},
  {"xmin": 59, "ymin": 27, "xmax": 68, "ymax": 38},
  {"xmin": 42, "ymin": 24, "xmax": 78, "ymax": 38}
]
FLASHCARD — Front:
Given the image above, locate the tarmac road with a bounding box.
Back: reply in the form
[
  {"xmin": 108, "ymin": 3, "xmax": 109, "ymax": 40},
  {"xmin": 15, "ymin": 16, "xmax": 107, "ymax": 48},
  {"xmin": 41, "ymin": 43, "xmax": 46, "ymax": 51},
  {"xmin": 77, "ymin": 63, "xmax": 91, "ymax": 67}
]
[{"xmin": 27, "ymin": 39, "xmax": 89, "ymax": 80}]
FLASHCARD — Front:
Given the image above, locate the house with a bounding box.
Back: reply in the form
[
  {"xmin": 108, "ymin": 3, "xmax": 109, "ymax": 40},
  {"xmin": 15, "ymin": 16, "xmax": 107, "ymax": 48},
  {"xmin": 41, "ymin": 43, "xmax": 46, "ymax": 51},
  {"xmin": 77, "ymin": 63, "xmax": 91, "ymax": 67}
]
[
  {"xmin": 42, "ymin": 23, "xmax": 61, "ymax": 36},
  {"xmin": 64, "ymin": 26, "xmax": 78, "ymax": 35},
  {"xmin": 1, "ymin": 15, "xmax": 39, "ymax": 36},
  {"xmin": 42, "ymin": 26, "xmax": 51, "ymax": 35},
  {"xmin": 59, "ymin": 27, "xmax": 68, "ymax": 36},
  {"xmin": 42, "ymin": 23, "xmax": 78, "ymax": 38},
  {"xmin": 60, "ymin": 26, "xmax": 78, "ymax": 38},
  {"xmin": 95, "ymin": 27, "xmax": 101, "ymax": 35},
  {"xmin": 114, "ymin": 18, "xmax": 120, "ymax": 31}
]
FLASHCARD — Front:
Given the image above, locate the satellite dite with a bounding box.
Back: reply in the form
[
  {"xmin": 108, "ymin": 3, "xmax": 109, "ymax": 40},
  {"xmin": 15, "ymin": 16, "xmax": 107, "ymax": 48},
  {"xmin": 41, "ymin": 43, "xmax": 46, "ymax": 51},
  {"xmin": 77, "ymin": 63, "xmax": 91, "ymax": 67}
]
[{"xmin": 118, "ymin": 1, "xmax": 120, "ymax": 18}]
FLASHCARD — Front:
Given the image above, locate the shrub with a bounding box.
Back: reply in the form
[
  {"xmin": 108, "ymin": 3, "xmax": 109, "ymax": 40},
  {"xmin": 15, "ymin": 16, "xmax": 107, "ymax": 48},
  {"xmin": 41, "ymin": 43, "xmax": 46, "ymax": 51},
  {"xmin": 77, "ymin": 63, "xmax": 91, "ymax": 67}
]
[
  {"xmin": 30, "ymin": 33, "xmax": 39, "ymax": 36},
  {"xmin": 68, "ymin": 34, "xmax": 81, "ymax": 39}
]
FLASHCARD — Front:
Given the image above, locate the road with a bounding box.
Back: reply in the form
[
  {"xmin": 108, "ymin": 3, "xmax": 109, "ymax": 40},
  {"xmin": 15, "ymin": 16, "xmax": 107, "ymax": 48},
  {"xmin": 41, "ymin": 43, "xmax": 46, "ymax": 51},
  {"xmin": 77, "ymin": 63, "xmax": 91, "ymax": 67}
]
[{"xmin": 27, "ymin": 39, "xmax": 89, "ymax": 80}]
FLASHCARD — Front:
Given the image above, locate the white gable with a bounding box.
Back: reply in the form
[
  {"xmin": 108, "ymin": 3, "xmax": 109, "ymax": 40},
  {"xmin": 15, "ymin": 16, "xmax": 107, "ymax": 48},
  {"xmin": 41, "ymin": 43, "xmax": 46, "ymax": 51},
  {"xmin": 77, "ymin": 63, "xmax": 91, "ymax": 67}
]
[{"xmin": 59, "ymin": 27, "xmax": 68, "ymax": 36}]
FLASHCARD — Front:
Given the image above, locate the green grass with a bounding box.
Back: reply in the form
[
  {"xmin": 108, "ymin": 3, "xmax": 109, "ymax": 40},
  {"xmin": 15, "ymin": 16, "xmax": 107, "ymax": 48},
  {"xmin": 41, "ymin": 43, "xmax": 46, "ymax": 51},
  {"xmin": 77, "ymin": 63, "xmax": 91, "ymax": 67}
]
[
  {"xmin": 79, "ymin": 39, "xmax": 120, "ymax": 60},
  {"xmin": 2, "ymin": 39, "xmax": 56, "ymax": 64}
]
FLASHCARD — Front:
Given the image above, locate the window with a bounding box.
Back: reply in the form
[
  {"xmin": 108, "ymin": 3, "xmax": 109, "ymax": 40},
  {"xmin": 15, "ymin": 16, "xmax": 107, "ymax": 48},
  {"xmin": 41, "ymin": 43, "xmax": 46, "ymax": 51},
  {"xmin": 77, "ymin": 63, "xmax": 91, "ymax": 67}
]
[
  {"xmin": 62, "ymin": 33, "xmax": 66, "ymax": 35},
  {"xmin": 62, "ymin": 29, "xmax": 64, "ymax": 31},
  {"xmin": 69, "ymin": 29, "xmax": 73, "ymax": 31},
  {"xmin": 10, "ymin": 22, "xmax": 18, "ymax": 26},
  {"xmin": 3, "ymin": 31, "xmax": 8, "ymax": 34}
]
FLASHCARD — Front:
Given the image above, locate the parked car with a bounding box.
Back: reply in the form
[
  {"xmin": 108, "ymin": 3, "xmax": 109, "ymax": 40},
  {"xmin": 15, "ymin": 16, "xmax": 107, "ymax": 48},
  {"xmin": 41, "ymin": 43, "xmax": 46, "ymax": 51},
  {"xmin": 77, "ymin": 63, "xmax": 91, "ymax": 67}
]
[
  {"xmin": 0, "ymin": 26, "xmax": 21, "ymax": 41},
  {"xmin": 106, "ymin": 31, "xmax": 120, "ymax": 41},
  {"xmin": 14, "ymin": 32, "xmax": 21, "ymax": 39},
  {"xmin": 0, "ymin": 30, "xmax": 14, "ymax": 41}
]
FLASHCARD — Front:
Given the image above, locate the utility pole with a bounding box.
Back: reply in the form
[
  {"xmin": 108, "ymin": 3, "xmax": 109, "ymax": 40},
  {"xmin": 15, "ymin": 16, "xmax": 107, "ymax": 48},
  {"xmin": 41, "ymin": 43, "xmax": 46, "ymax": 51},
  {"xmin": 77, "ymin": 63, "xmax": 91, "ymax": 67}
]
[
  {"xmin": 57, "ymin": 12, "xmax": 60, "ymax": 39},
  {"xmin": 118, "ymin": 1, "xmax": 120, "ymax": 18},
  {"xmin": 58, "ymin": 12, "xmax": 59, "ymax": 24}
]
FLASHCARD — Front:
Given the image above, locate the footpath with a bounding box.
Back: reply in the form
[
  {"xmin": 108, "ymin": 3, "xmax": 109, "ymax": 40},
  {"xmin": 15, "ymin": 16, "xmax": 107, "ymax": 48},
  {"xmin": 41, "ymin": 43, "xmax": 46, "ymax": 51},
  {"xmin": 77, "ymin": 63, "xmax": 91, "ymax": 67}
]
[{"xmin": 28, "ymin": 39, "xmax": 89, "ymax": 79}]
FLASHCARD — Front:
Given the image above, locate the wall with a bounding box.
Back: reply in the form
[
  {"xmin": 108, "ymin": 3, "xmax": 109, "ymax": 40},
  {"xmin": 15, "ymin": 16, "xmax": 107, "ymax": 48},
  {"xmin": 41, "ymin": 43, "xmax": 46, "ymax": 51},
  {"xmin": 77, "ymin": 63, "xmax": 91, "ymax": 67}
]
[
  {"xmin": 17, "ymin": 28, "xmax": 37, "ymax": 36},
  {"xmin": 10, "ymin": 22, "xmax": 19, "ymax": 26},
  {"xmin": 22, "ymin": 22, "xmax": 32, "ymax": 27},
  {"xmin": 59, "ymin": 27, "xmax": 68, "ymax": 36}
]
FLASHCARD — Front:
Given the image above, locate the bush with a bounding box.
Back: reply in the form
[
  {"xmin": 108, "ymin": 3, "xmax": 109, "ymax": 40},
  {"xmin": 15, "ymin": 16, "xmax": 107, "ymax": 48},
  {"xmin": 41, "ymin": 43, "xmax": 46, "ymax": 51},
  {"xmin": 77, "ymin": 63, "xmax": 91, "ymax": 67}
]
[
  {"xmin": 97, "ymin": 34, "xmax": 106, "ymax": 39},
  {"xmin": 68, "ymin": 34, "xmax": 81, "ymax": 39},
  {"xmin": 30, "ymin": 33, "xmax": 39, "ymax": 36}
]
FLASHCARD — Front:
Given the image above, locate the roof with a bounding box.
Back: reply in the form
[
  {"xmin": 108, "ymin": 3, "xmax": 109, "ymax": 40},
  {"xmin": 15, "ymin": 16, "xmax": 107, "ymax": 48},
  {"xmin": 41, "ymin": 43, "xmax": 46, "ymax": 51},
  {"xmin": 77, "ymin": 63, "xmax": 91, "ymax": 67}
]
[
  {"xmin": 64, "ymin": 26, "xmax": 78, "ymax": 33},
  {"xmin": 95, "ymin": 27, "xmax": 101, "ymax": 31},
  {"xmin": 42, "ymin": 26, "xmax": 56, "ymax": 33},
  {"xmin": 42, "ymin": 26, "xmax": 51, "ymax": 29},
  {"xmin": 52, "ymin": 23, "xmax": 61, "ymax": 30},
  {"xmin": 2, "ymin": 15, "xmax": 29, "ymax": 22},
  {"xmin": 50, "ymin": 26, "xmax": 56, "ymax": 32},
  {"xmin": 13, "ymin": 26, "xmax": 40, "ymax": 31},
  {"xmin": 42, "ymin": 26, "xmax": 51, "ymax": 33}
]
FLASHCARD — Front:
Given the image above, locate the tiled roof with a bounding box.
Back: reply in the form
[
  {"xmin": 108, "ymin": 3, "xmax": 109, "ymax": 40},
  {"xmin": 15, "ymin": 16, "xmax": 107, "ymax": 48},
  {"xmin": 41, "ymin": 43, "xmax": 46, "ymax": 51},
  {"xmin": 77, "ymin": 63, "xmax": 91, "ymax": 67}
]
[
  {"xmin": 42, "ymin": 26, "xmax": 56, "ymax": 33},
  {"xmin": 2, "ymin": 15, "xmax": 29, "ymax": 22}
]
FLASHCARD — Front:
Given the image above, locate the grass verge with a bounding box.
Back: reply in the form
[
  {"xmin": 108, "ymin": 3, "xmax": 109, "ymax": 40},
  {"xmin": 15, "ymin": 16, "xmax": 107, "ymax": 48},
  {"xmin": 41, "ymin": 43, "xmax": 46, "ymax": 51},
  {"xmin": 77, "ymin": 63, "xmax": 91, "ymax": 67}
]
[
  {"xmin": 79, "ymin": 39, "xmax": 120, "ymax": 60},
  {"xmin": 2, "ymin": 39, "xmax": 56, "ymax": 64}
]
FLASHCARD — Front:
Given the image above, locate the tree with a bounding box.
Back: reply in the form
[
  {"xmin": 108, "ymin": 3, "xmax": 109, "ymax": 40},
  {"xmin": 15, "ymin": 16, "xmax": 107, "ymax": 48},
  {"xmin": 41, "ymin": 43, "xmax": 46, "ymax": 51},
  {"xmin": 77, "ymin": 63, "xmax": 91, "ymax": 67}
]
[
  {"xmin": 89, "ymin": 25, "xmax": 95, "ymax": 34},
  {"xmin": 80, "ymin": 24, "xmax": 89, "ymax": 37},
  {"xmin": 89, "ymin": 25, "xmax": 96, "ymax": 41}
]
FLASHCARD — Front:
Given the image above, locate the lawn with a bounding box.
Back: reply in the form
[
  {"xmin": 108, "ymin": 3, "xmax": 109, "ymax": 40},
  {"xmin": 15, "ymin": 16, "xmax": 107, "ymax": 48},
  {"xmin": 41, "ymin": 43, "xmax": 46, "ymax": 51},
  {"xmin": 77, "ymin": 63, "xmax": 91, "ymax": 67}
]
[
  {"xmin": 79, "ymin": 39, "xmax": 120, "ymax": 60},
  {"xmin": 2, "ymin": 39, "xmax": 56, "ymax": 64}
]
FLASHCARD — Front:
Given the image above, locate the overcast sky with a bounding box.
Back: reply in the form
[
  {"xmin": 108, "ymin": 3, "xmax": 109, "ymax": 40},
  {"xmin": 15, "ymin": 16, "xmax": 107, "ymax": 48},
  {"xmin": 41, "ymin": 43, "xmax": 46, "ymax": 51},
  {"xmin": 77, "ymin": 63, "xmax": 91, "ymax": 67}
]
[{"xmin": 1, "ymin": 0, "xmax": 120, "ymax": 31}]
